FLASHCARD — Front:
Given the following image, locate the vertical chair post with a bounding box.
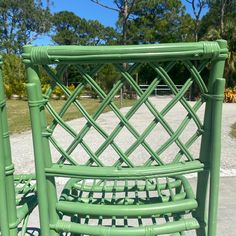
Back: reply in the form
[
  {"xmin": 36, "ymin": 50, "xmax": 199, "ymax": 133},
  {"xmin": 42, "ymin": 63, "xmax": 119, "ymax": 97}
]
[
  {"xmin": 195, "ymin": 40, "xmax": 227, "ymax": 236},
  {"xmin": 207, "ymin": 77, "xmax": 225, "ymax": 236},
  {"xmin": 24, "ymin": 46, "xmax": 59, "ymax": 236},
  {"xmin": 0, "ymin": 119, "xmax": 10, "ymax": 236},
  {"xmin": 0, "ymin": 58, "xmax": 17, "ymax": 236},
  {"xmin": 207, "ymin": 40, "xmax": 227, "ymax": 236},
  {"xmin": 25, "ymin": 66, "xmax": 51, "ymax": 236},
  {"xmin": 195, "ymin": 82, "xmax": 213, "ymax": 235},
  {"xmin": 0, "ymin": 55, "xmax": 38, "ymax": 236}
]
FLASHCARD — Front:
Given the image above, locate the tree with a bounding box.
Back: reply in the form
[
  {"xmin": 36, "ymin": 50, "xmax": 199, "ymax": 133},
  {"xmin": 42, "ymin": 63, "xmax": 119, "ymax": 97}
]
[
  {"xmin": 200, "ymin": 5, "xmax": 236, "ymax": 87},
  {"xmin": 207, "ymin": 0, "xmax": 236, "ymax": 34},
  {"xmin": 90, "ymin": 0, "xmax": 194, "ymax": 44},
  {"xmin": 52, "ymin": 11, "xmax": 119, "ymax": 89},
  {"xmin": 0, "ymin": 0, "xmax": 52, "ymax": 54},
  {"xmin": 127, "ymin": 0, "xmax": 194, "ymax": 44},
  {"xmin": 185, "ymin": 0, "xmax": 208, "ymax": 41},
  {"xmin": 90, "ymin": 0, "xmax": 141, "ymax": 45},
  {"xmin": 52, "ymin": 11, "xmax": 118, "ymax": 45}
]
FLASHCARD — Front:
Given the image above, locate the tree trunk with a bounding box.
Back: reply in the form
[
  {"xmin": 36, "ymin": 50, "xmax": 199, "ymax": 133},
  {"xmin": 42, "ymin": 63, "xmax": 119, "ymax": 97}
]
[
  {"xmin": 220, "ymin": 0, "xmax": 227, "ymax": 36},
  {"xmin": 122, "ymin": 0, "xmax": 128, "ymax": 45}
]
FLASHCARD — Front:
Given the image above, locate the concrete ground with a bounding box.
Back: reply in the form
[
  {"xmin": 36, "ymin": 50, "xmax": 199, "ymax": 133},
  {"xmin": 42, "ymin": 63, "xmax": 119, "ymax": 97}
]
[{"xmin": 10, "ymin": 97, "xmax": 236, "ymax": 235}]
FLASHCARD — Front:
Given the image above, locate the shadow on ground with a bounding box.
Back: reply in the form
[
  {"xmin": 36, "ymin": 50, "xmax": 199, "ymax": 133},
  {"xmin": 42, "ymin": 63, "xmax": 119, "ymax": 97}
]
[{"xmin": 18, "ymin": 227, "xmax": 40, "ymax": 236}]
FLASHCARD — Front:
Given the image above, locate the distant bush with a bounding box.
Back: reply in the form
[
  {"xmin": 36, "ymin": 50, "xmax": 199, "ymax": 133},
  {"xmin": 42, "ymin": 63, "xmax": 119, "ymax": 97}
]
[
  {"xmin": 1, "ymin": 55, "xmax": 78, "ymax": 100},
  {"xmin": 2, "ymin": 54, "xmax": 25, "ymax": 98},
  {"xmin": 224, "ymin": 87, "xmax": 236, "ymax": 103}
]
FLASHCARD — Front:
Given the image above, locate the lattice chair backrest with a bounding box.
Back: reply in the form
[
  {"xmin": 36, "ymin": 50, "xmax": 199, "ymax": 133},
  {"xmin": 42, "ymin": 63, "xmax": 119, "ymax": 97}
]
[
  {"xmin": 23, "ymin": 41, "xmax": 227, "ymax": 180},
  {"xmin": 23, "ymin": 41, "xmax": 227, "ymax": 236}
]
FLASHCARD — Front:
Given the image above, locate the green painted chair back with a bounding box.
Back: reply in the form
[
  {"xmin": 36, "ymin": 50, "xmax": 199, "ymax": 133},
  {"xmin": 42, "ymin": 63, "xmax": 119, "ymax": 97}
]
[
  {"xmin": 23, "ymin": 40, "xmax": 227, "ymax": 236},
  {"xmin": 0, "ymin": 56, "xmax": 37, "ymax": 236}
]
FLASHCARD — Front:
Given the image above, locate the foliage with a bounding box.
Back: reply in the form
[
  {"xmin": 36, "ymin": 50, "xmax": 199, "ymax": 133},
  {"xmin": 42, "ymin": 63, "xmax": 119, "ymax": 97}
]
[
  {"xmin": 0, "ymin": 0, "xmax": 52, "ymax": 54},
  {"xmin": 137, "ymin": 62, "xmax": 193, "ymax": 86},
  {"xmin": 207, "ymin": 0, "xmax": 236, "ymax": 13},
  {"xmin": 41, "ymin": 83, "xmax": 76, "ymax": 99},
  {"xmin": 90, "ymin": 0, "xmax": 139, "ymax": 44},
  {"xmin": 52, "ymin": 11, "xmax": 118, "ymax": 45},
  {"xmin": 199, "ymin": 7, "xmax": 236, "ymax": 87},
  {"xmin": 184, "ymin": 0, "xmax": 208, "ymax": 41},
  {"xmin": 53, "ymin": 85, "xmax": 63, "ymax": 96},
  {"xmin": 65, "ymin": 65, "xmax": 83, "ymax": 86},
  {"xmin": 0, "ymin": 0, "xmax": 235, "ymax": 94},
  {"xmin": 122, "ymin": 0, "xmax": 194, "ymax": 44},
  {"xmin": 38, "ymin": 65, "xmax": 55, "ymax": 85},
  {"xmin": 224, "ymin": 87, "xmax": 236, "ymax": 103},
  {"xmin": 90, "ymin": 0, "xmax": 194, "ymax": 44},
  {"xmin": 68, "ymin": 84, "xmax": 75, "ymax": 92},
  {"xmin": 96, "ymin": 64, "xmax": 120, "ymax": 93},
  {"xmin": 41, "ymin": 84, "xmax": 50, "ymax": 94},
  {"xmin": 2, "ymin": 54, "xmax": 25, "ymax": 98}
]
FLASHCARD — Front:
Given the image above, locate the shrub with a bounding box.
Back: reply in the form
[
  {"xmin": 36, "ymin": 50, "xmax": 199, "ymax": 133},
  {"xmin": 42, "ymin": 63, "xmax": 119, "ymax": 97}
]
[
  {"xmin": 68, "ymin": 84, "xmax": 75, "ymax": 92},
  {"xmin": 53, "ymin": 85, "xmax": 63, "ymax": 96},
  {"xmin": 224, "ymin": 87, "xmax": 236, "ymax": 103},
  {"xmin": 2, "ymin": 54, "xmax": 25, "ymax": 97},
  {"xmin": 4, "ymin": 83, "xmax": 12, "ymax": 99},
  {"xmin": 42, "ymin": 84, "xmax": 50, "ymax": 94}
]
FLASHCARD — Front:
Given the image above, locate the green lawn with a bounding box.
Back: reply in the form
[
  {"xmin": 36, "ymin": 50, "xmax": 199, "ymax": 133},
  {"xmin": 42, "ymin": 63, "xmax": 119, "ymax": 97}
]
[
  {"xmin": 230, "ymin": 122, "xmax": 236, "ymax": 138},
  {"xmin": 6, "ymin": 98, "xmax": 135, "ymax": 134}
]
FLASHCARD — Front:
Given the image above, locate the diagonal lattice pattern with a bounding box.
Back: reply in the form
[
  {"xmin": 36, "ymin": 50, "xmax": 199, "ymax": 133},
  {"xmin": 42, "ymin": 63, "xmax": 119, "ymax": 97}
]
[{"xmin": 40, "ymin": 60, "xmax": 208, "ymax": 168}]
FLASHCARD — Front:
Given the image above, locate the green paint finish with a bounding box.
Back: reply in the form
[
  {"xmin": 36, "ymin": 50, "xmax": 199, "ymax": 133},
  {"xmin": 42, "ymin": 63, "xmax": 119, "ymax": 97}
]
[
  {"xmin": 23, "ymin": 40, "xmax": 228, "ymax": 235},
  {"xmin": 0, "ymin": 57, "xmax": 37, "ymax": 235}
]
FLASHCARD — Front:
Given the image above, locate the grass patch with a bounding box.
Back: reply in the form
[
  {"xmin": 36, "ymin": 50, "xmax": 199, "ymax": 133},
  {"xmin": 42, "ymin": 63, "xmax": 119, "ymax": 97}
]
[
  {"xmin": 6, "ymin": 98, "xmax": 135, "ymax": 134},
  {"xmin": 230, "ymin": 122, "xmax": 236, "ymax": 138}
]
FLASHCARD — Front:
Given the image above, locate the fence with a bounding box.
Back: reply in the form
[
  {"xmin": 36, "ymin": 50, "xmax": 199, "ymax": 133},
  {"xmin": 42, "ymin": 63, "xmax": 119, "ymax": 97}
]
[{"xmin": 139, "ymin": 84, "xmax": 183, "ymax": 95}]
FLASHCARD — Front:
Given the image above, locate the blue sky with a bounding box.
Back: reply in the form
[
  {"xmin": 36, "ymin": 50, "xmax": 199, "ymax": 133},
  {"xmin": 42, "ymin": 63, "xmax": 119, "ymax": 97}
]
[{"xmin": 34, "ymin": 0, "xmax": 209, "ymax": 45}]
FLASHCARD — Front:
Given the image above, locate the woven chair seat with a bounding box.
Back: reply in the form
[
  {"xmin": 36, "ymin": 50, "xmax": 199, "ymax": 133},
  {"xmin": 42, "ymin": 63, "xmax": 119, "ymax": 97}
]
[{"xmin": 54, "ymin": 176, "xmax": 199, "ymax": 235}]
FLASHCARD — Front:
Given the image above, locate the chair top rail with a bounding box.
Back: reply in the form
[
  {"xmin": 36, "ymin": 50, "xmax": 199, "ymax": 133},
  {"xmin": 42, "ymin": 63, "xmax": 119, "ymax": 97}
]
[{"xmin": 22, "ymin": 40, "xmax": 228, "ymax": 65}]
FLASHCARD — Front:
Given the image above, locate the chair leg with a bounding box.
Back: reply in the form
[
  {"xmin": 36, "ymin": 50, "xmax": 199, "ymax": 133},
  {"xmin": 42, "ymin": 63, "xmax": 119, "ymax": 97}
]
[
  {"xmin": 208, "ymin": 168, "xmax": 221, "ymax": 236},
  {"xmin": 8, "ymin": 181, "xmax": 18, "ymax": 236},
  {"xmin": 195, "ymin": 171, "xmax": 209, "ymax": 236},
  {"xmin": 0, "ymin": 164, "xmax": 11, "ymax": 236}
]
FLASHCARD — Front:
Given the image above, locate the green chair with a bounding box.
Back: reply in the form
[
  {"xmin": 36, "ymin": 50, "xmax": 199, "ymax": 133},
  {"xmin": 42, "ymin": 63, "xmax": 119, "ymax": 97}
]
[
  {"xmin": 23, "ymin": 40, "xmax": 227, "ymax": 236},
  {"xmin": 0, "ymin": 56, "xmax": 37, "ymax": 236}
]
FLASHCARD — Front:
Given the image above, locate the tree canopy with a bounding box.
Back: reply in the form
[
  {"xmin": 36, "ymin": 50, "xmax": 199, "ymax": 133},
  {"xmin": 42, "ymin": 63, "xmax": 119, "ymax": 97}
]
[
  {"xmin": 127, "ymin": 0, "xmax": 194, "ymax": 44},
  {"xmin": 0, "ymin": 0, "xmax": 51, "ymax": 53},
  {"xmin": 0, "ymin": 0, "xmax": 235, "ymax": 90},
  {"xmin": 52, "ymin": 11, "xmax": 118, "ymax": 45}
]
